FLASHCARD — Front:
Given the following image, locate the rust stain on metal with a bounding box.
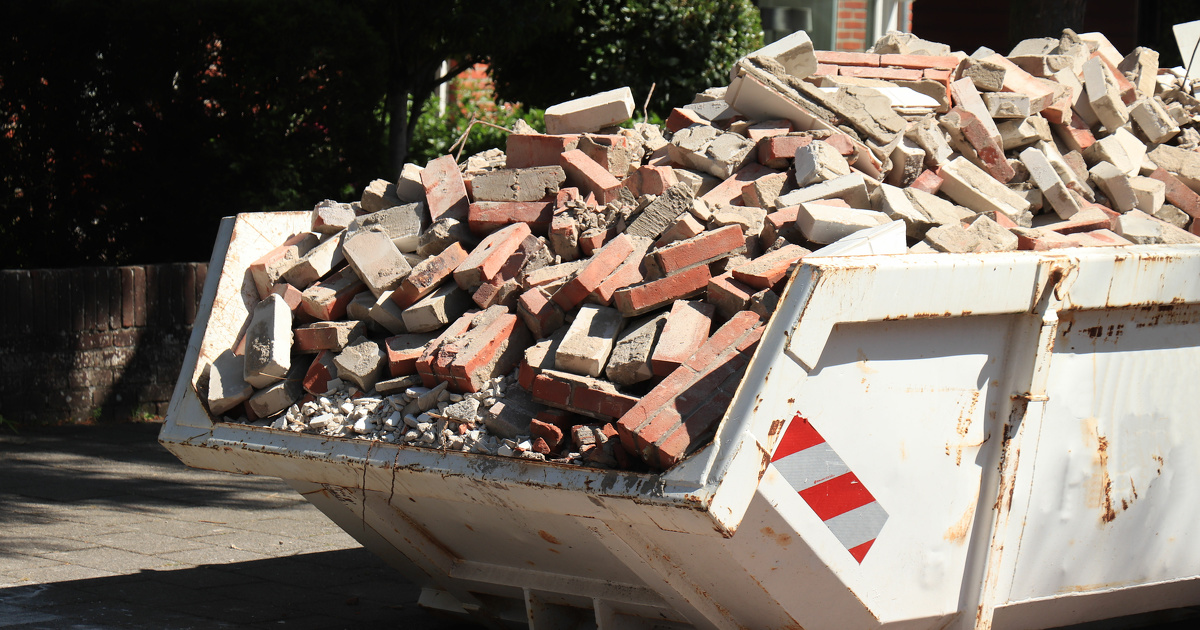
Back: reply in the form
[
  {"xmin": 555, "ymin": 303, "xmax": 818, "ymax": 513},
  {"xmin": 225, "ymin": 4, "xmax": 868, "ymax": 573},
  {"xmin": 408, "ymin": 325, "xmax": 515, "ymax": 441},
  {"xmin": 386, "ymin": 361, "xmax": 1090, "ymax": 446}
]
[
  {"xmin": 768, "ymin": 417, "xmax": 787, "ymax": 442},
  {"xmin": 537, "ymin": 530, "xmax": 561, "ymax": 545},
  {"xmin": 1082, "ymin": 417, "xmax": 1125, "ymax": 524},
  {"xmin": 943, "ymin": 503, "xmax": 976, "ymax": 544},
  {"xmin": 950, "ymin": 391, "xmax": 981, "ymax": 466},
  {"xmin": 760, "ymin": 526, "xmax": 793, "ymax": 548},
  {"xmin": 1098, "ymin": 434, "xmax": 1117, "ymax": 524}
]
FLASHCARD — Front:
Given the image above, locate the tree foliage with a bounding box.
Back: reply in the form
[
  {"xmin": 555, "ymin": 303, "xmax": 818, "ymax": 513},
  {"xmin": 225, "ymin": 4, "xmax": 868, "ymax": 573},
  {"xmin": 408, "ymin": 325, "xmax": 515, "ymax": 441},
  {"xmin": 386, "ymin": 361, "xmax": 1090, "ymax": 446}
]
[
  {"xmin": 490, "ymin": 0, "xmax": 763, "ymax": 117},
  {"xmin": 1, "ymin": 0, "xmax": 386, "ymax": 267},
  {"xmin": 0, "ymin": 1, "xmax": 761, "ymax": 268}
]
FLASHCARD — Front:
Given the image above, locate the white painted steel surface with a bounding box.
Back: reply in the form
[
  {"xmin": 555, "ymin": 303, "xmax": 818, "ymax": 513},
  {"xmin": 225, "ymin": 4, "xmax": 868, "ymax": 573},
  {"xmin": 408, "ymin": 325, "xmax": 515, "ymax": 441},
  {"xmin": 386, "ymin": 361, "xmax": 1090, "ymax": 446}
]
[{"xmin": 161, "ymin": 213, "xmax": 1200, "ymax": 629}]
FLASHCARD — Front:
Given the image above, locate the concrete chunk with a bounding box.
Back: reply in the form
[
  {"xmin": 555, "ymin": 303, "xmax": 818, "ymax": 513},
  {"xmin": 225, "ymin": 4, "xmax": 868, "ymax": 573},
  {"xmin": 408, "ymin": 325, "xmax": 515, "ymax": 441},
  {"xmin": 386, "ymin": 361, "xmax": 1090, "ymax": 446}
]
[
  {"xmin": 1020, "ymin": 147, "xmax": 1084, "ymax": 219},
  {"xmin": 207, "ymin": 349, "xmax": 253, "ymax": 416},
  {"xmin": 402, "ymin": 283, "xmax": 472, "ymax": 334},
  {"xmin": 605, "ymin": 312, "xmax": 668, "ymax": 386},
  {"xmin": 1083, "ymin": 56, "xmax": 1128, "ymax": 130},
  {"xmin": 342, "ymin": 229, "xmax": 412, "ymax": 297},
  {"xmin": 244, "ymin": 294, "xmax": 292, "ymax": 389},
  {"xmin": 334, "ymin": 338, "xmax": 386, "ymax": 392},
  {"xmin": 1090, "ymin": 161, "xmax": 1137, "ymax": 212},
  {"xmin": 794, "ymin": 140, "xmax": 851, "ymax": 187},
  {"xmin": 740, "ymin": 29, "xmax": 817, "ymax": 79},
  {"xmin": 348, "ymin": 202, "xmax": 426, "ymax": 253},
  {"xmin": 776, "ymin": 172, "xmax": 871, "ymax": 208}
]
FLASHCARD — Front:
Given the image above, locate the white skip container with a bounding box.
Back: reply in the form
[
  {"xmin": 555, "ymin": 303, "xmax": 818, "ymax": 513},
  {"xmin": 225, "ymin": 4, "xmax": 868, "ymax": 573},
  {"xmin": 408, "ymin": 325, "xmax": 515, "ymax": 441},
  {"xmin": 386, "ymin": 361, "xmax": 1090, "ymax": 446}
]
[{"xmin": 161, "ymin": 212, "xmax": 1200, "ymax": 629}]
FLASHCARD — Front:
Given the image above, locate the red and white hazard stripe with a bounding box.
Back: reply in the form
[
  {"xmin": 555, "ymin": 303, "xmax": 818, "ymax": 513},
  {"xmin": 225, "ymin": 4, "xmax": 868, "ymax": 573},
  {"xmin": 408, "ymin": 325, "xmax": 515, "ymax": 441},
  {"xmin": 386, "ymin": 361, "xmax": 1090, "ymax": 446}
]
[{"xmin": 772, "ymin": 413, "xmax": 887, "ymax": 563}]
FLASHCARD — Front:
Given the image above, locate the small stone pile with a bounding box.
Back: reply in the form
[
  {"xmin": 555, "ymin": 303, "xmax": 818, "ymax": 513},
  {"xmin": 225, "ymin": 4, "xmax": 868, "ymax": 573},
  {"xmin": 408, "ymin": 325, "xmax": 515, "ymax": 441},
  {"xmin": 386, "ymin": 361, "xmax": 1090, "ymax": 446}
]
[{"xmin": 202, "ymin": 27, "xmax": 1200, "ymax": 473}]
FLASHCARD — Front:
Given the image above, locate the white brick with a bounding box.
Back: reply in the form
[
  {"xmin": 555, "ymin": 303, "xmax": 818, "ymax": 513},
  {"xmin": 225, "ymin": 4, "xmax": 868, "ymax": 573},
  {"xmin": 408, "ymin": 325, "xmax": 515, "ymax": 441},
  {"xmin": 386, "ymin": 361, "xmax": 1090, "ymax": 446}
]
[{"xmin": 545, "ymin": 87, "xmax": 635, "ymax": 135}]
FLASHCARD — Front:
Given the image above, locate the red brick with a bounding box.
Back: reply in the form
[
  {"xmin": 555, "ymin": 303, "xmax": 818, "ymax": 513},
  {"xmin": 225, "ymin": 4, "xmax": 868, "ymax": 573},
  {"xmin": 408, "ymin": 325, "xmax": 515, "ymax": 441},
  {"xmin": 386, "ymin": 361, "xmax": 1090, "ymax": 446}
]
[
  {"xmin": 880, "ymin": 54, "xmax": 960, "ymax": 70},
  {"xmin": 532, "ymin": 373, "xmax": 573, "ymax": 406},
  {"xmin": 416, "ymin": 312, "xmax": 477, "ymax": 387},
  {"xmin": 624, "ymin": 165, "xmax": 679, "ymax": 197},
  {"xmin": 384, "ymin": 337, "xmax": 426, "ymax": 377},
  {"xmin": 531, "ymin": 418, "xmax": 565, "ymax": 452},
  {"xmin": 1045, "ymin": 208, "xmax": 1116, "ymax": 235},
  {"xmin": 990, "ymin": 211, "xmax": 1018, "ymax": 229},
  {"xmin": 538, "ymin": 409, "xmax": 575, "ymax": 430},
  {"xmin": 579, "ymin": 134, "xmax": 631, "ymax": 171},
  {"xmin": 422, "ymin": 155, "xmax": 470, "ymax": 222},
  {"xmin": 1040, "ymin": 94, "xmax": 1073, "ymax": 125},
  {"xmin": 978, "ymin": 53, "xmax": 1055, "ymax": 112},
  {"xmin": 302, "ymin": 351, "xmax": 337, "ymax": 396},
  {"xmin": 824, "ymin": 134, "xmax": 856, "ymax": 157},
  {"xmin": 700, "ymin": 163, "xmax": 780, "ymax": 208},
  {"xmin": 656, "ymin": 387, "xmax": 736, "ymax": 468},
  {"xmin": 248, "ymin": 232, "xmax": 318, "ymax": 300},
  {"xmin": 578, "ymin": 229, "xmax": 609, "ymax": 256},
  {"xmin": 706, "ymin": 271, "xmax": 755, "ymax": 319},
  {"xmin": 1092, "ymin": 52, "xmax": 1137, "ymax": 105},
  {"xmin": 633, "ymin": 406, "xmax": 683, "ymax": 461},
  {"xmin": 814, "ymin": 64, "xmax": 839, "ymax": 76},
  {"xmin": 762, "ymin": 206, "xmax": 801, "ymax": 243},
  {"xmin": 506, "ymin": 133, "xmax": 579, "ymax": 169},
  {"xmin": 909, "ymin": 170, "xmax": 943, "ymax": 195},
  {"xmin": 573, "ymin": 385, "xmax": 639, "ymax": 419},
  {"xmin": 675, "ymin": 351, "xmax": 749, "ymax": 419},
  {"xmin": 270, "ymin": 282, "xmax": 305, "ymax": 317},
  {"xmin": 392, "ymin": 242, "xmax": 469, "ymax": 309},
  {"xmin": 615, "ymin": 366, "xmax": 696, "ymax": 450},
  {"xmin": 732, "ymin": 244, "xmax": 808, "ymax": 289},
  {"xmin": 839, "ymin": 66, "xmax": 923, "ymax": 81},
  {"xmin": 552, "ymin": 234, "xmax": 634, "ymax": 311},
  {"xmin": 592, "ymin": 238, "xmax": 652, "ymax": 304},
  {"xmin": 815, "ymin": 51, "xmax": 880, "ymax": 66},
  {"xmin": 747, "ymin": 120, "xmax": 793, "ymax": 142},
  {"xmin": 651, "ymin": 300, "xmax": 714, "ymax": 377},
  {"xmin": 301, "ymin": 267, "xmax": 366, "ymax": 321},
  {"xmin": 685, "ymin": 311, "xmax": 762, "ymax": 373},
  {"xmin": 1015, "ymin": 229, "xmax": 1077, "ymax": 251},
  {"xmin": 655, "ymin": 213, "xmax": 707, "ymax": 247},
  {"xmin": 666, "ymin": 108, "xmax": 709, "ymax": 133},
  {"xmin": 517, "ymin": 287, "xmax": 564, "ymax": 339},
  {"xmin": 560, "ymin": 149, "xmax": 623, "ymax": 204},
  {"xmin": 923, "ymin": 68, "xmax": 953, "ymax": 91},
  {"xmin": 1149, "ymin": 168, "xmax": 1200, "ymax": 220},
  {"xmin": 468, "ymin": 201, "xmax": 555, "ymax": 235},
  {"xmin": 758, "ymin": 135, "xmax": 813, "ymax": 169},
  {"xmin": 613, "ymin": 265, "xmax": 711, "ymax": 317},
  {"xmin": 448, "ymin": 314, "xmax": 526, "ymax": 392},
  {"xmin": 1053, "ymin": 111, "xmax": 1095, "ymax": 152},
  {"xmin": 941, "ymin": 108, "xmax": 1014, "ymax": 183},
  {"xmin": 654, "ymin": 225, "xmax": 745, "ymax": 275},
  {"xmin": 454, "ymin": 222, "xmax": 532, "ymax": 291}
]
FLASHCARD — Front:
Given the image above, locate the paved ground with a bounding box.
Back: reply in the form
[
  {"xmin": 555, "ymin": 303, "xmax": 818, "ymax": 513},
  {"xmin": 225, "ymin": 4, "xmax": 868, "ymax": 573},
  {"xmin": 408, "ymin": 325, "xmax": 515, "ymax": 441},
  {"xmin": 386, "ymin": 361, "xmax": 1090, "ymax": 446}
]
[
  {"xmin": 1, "ymin": 423, "xmax": 1196, "ymax": 630},
  {"xmin": 0, "ymin": 423, "xmax": 477, "ymax": 629}
]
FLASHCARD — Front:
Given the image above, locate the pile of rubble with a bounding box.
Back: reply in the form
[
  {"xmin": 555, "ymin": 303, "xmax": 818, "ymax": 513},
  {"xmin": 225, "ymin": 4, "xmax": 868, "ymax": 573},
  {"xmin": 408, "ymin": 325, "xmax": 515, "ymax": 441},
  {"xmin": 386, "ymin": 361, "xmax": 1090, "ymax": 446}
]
[{"xmin": 202, "ymin": 28, "xmax": 1200, "ymax": 472}]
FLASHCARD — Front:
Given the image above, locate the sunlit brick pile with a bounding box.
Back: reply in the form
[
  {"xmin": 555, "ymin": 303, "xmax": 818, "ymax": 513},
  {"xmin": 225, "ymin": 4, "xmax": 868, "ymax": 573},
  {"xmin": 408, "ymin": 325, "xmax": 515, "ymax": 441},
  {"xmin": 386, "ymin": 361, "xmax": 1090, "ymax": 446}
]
[{"xmin": 203, "ymin": 28, "xmax": 1200, "ymax": 472}]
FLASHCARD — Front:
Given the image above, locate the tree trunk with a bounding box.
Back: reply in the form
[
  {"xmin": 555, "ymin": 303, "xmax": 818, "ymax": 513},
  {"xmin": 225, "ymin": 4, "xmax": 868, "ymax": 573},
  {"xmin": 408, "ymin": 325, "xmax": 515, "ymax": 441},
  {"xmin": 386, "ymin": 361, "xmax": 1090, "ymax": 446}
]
[
  {"xmin": 387, "ymin": 74, "xmax": 410, "ymax": 182},
  {"xmin": 1009, "ymin": 0, "xmax": 1087, "ymax": 45}
]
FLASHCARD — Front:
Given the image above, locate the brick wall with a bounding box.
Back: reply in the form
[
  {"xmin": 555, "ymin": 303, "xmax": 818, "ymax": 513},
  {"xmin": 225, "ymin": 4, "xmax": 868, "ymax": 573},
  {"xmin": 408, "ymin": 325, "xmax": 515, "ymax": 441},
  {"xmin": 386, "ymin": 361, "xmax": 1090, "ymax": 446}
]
[
  {"xmin": 835, "ymin": 0, "xmax": 869, "ymax": 51},
  {"xmin": 0, "ymin": 263, "xmax": 206, "ymax": 425}
]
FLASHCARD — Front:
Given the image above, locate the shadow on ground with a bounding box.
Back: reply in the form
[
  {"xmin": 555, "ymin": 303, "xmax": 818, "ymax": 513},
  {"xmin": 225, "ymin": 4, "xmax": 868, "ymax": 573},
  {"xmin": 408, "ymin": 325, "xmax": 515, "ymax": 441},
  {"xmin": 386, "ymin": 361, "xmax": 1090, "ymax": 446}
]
[{"xmin": 0, "ymin": 547, "xmax": 478, "ymax": 629}]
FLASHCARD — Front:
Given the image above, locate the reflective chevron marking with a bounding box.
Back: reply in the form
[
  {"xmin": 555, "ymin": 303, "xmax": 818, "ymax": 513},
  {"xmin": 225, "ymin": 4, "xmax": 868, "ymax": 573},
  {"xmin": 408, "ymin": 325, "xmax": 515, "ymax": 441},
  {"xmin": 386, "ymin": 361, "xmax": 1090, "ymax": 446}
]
[{"xmin": 772, "ymin": 414, "xmax": 887, "ymax": 564}]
